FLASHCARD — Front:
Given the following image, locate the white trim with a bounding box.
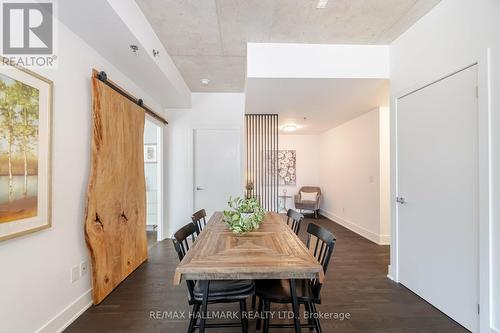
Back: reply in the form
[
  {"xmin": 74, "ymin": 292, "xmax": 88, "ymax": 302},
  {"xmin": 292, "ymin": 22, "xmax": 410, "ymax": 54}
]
[
  {"xmin": 387, "ymin": 265, "xmax": 395, "ymax": 281},
  {"xmin": 491, "ymin": 327, "xmax": 500, "ymax": 333},
  {"xmin": 320, "ymin": 209, "xmax": 390, "ymax": 245},
  {"xmin": 36, "ymin": 289, "xmax": 92, "ymax": 333},
  {"xmin": 145, "ymin": 115, "xmax": 166, "ymax": 241}
]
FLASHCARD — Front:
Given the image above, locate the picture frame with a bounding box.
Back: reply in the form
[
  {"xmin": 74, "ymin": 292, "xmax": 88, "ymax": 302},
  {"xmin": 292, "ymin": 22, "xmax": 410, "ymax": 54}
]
[
  {"xmin": 0, "ymin": 58, "xmax": 53, "ymax": 241},
  {"xmin": 277, "ymin": 150, "xmax": 296, "ymax": 185},
  {"xmin": 144, "ymin": 144, "xmax": 157, "ymax": 163}
]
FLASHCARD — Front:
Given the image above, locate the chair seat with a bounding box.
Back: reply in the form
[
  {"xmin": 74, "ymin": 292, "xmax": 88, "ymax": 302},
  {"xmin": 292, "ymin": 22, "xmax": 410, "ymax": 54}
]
[
  {"xmin": 296, "ymin": 200, "xmax": 316, "ymax": 205},
  {"xmin": 255, "ymin": 279, "xmax": 318, "ymax": 303},
  {"xmin": 193, "ymin": 279, "xmax": 254, "ymax": 301}
]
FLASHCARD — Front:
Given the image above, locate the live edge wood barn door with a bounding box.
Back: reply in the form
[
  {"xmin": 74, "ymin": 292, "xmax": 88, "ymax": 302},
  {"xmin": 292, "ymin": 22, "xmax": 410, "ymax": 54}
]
[{"xmin": 85, "ymin": 76, "xmax": 147, "ymax": 304}]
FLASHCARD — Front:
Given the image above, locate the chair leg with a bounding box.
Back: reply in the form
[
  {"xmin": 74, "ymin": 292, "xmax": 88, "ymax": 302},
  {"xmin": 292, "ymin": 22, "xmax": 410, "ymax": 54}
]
[
  {"xmin": 289, "ymin": 279, "xmax": 302, "ymax": 333},
  {"xmin": 239, "ymin": 300, "xmax": 248, "ymax": 333},
  {"xmin": 263, "ymin": 300, "xmax": 270, "ymax": 333},
  {"xmin": 199, "ymin": 280, "xmax": 210, "ymax": 333},
  {"xmin": 311, "ymin": 303, "xmax": 322, "ymax": 333},
  {"xmin": 256, "ymin": 296, "xmax": 263, "ymax": 330},
  {"xmin": 188, "ymin": 303, "xmax": 199, "ymax": 333},
  {"xmin": 305, "ymin": 302, "xmax": 314, "ymax": 330}
]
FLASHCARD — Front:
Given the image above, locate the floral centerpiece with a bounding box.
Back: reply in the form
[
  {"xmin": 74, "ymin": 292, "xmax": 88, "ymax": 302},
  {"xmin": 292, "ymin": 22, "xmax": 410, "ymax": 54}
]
[{"xmin": 223, "ymin": 197, "xmax": 265, "ymax": 234}]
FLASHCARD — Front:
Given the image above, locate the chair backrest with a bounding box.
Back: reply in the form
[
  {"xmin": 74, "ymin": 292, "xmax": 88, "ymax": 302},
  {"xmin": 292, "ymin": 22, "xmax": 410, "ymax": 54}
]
[
  {"xmin": 286, "ymin": 209, "xmax": 304, "ymax": 235},
  {"xmin": 299, "ymin": 186, "xmax": 321, "ymax": 198},
  {"xmin": 306, "ymin": 223, "xmax": 336, "ymax": 298},
  {"xmin": 191, "ymin": 209, "xmax": 207, "ymax": 235},
  {"xmin": 172, "ymin": 223, "xmax": 197, "ymax": 299}
]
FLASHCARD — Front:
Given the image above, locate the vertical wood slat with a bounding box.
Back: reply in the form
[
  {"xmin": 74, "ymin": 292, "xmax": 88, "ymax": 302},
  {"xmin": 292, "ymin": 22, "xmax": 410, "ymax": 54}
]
[{"xmin": 245, "ymin": 114, "xmax": 278, "ymax": 211}]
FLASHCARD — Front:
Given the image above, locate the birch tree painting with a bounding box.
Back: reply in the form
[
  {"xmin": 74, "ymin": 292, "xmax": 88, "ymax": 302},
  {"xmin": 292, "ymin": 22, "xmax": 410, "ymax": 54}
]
[{"xmin": 0, "ymin": 73, "xmax": 39, "ymax": 223}]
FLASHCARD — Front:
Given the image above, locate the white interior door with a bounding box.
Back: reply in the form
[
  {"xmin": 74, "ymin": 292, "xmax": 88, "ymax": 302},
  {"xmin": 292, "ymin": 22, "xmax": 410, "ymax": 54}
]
[
  {"xmin": 397, "ymin": 65, "xmax": 479, "ymax": 332},
  {"xmin": 194, "ymin": 129, "xmax": 241, "ymax": 217}
]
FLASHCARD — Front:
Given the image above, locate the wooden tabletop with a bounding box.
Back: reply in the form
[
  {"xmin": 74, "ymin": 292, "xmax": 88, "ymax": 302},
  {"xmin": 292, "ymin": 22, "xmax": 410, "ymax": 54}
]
[{"xmin": 173, "ymin": 212, "xmax": 324, "ymax": 285}]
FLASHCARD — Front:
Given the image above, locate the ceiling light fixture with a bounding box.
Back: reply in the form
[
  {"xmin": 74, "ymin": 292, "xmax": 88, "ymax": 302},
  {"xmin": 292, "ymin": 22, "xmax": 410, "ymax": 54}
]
[
  {"xmin": 316, "ymin": 0, "xmax": 328, "ymax": 9},
  {"xmin": 282, "ymin": 123, "xmax": 297, "ymax": 132},
  {"xmin": 200, "ymin": 78, "xmax": 210, "ymax": 85}
]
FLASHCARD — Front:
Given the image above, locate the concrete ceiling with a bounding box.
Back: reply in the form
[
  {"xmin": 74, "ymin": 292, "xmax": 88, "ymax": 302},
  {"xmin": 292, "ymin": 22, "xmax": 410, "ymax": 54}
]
[
  {"xmin": 245, "ymin": 78, "xmax": 389, "ymax": 134},
  {"xmin": 136, "ymin": 0, "xmax": 441, "ymax": 92}
]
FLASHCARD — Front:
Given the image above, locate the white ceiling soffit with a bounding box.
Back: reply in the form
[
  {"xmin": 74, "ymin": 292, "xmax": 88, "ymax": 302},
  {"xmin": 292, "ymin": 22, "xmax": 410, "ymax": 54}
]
[
  {"xmin": 135, "ymin": 0, "xmax": 441, "ymax": 92},
  {"xmin": 57, "ymin": 0, "xmax": 191, "ymax": 109},
  {"xmin": 247, "ymin": 43, "xmax": 389, "ymax": 79},
  {"xmin": 245, "ymin": 78, "xmax": 389, "ymax": 134}
]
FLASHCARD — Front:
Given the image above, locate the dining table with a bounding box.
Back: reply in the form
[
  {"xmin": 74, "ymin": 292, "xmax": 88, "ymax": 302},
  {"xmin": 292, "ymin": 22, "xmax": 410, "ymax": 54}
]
[{"xmin": 173, "ymin": 211, "xmax": 325, "ymax": 333}]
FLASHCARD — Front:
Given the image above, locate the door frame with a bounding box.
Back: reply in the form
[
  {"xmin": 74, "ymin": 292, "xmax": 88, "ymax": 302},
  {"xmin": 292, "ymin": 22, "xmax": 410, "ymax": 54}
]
[
  {"xmin": 190, "ymin": 127, "xmax": 244, "ymax": 214},
  {"xmin": 145, "ymin": 115, "xmax": 165, "ymax": 242},
  {"xmin": 390, "ymin": 51, "xmax": 492, "ymax": 332}
]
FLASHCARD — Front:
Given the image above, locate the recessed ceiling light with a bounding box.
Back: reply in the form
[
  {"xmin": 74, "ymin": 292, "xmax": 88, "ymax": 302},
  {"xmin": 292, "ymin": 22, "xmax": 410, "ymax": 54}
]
[
  {"xmin": 200, "ymin": 78, "xmax": 210, "ymax": 85},
  {"xmin": 282, "ymin": 123, "xmax": 297, "ymax": 132},
  {"xmin": 316, "ymin": 0, "xmax": 328, "ymax": 9}
]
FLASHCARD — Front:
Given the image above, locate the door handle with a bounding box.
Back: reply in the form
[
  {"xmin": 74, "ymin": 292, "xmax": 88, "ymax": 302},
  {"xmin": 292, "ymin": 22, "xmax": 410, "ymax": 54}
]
[
  {"xmin": 196, "ymin": 186, "xmax": 204, "ymax": 191},
  {"xmin": 396, "ymin": 196, "xmax": 407, "ymax": 204}
]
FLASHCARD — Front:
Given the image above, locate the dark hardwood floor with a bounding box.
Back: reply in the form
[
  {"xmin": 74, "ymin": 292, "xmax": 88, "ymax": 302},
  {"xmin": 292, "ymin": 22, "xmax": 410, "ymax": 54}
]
[{"xmin": 66, "ymin": 216, "xmax": 468, "ymax": 332}]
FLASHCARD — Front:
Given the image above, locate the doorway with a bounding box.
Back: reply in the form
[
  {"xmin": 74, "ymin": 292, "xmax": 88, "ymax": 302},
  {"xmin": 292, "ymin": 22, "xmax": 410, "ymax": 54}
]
[
  {"xmin": 144, "ymin": 118, "xmax": 164, "ymax": 245},
  {"xmin": 396, "ymin": 65, "xmax": 479, "ymax": 331},
  {"xmin": 193, "ymin": 129, "xmax": 241, "ymax": 217}
]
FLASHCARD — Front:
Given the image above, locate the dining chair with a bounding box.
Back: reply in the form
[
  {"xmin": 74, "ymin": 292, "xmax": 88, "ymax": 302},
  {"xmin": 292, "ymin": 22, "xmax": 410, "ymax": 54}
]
[
  {"xmin": 191, "ymin": 209, "xmax": 207, "ymax": 235},
  {"xmin": 172, "ymin": 223, "xmax": 254, "ymax": 333},
  {"xmin": 286, "ymin": 209, "xmax": 304, "ymax": 235},
  {"xmin": 255, "ymin": 222, "xmax": 336, "ymax": 333}
]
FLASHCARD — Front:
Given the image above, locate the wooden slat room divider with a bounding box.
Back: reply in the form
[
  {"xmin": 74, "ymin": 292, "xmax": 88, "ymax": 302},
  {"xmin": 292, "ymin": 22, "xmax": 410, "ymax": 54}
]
[{"xmin": 245, "ymin": 114, "xmax": 279, "ymax": 211}]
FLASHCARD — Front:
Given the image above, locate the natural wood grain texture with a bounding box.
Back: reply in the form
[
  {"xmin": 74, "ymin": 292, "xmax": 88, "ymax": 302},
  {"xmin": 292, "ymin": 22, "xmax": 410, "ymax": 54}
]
[
  {"xmin": 174, "ymin": 212, "xmax": 324, "ymax": 285},
  {"xmin": 67, "ymin": 216, "xmax": 467, "ymax": 333},
  {"xmin": 84, "ymin": 77, "xmax": 147, "ymax": 305}
]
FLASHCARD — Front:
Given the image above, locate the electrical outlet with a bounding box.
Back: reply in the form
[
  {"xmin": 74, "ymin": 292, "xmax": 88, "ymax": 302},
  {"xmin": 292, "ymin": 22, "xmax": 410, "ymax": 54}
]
[
  {"xmin": 80, "ymin": 261, "xmax": 89, "ymax": 276},
  {"xmin": 71, "ymin": 265, "xmax": 80, "ymax": 283}
]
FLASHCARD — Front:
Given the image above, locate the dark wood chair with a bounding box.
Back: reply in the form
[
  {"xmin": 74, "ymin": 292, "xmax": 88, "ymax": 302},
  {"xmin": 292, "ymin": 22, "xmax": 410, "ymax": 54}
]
[
  {"xmin": 172, "ymin": 223, "xmax": 254, "ymax": 333},
  {"xmin": 286, "ymin": 209, "xmax": 304, "ymax": 235},
  {"xmin": 191, "ymin": 209, "xmax": 207, "ymax": 235},
  {"xmin": 256, "ymin": 223, "xmax": 336, "ymax": 333}
]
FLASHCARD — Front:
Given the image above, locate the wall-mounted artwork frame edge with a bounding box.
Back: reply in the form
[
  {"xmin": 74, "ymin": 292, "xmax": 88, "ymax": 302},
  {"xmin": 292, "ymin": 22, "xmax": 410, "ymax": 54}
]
[{"xmin": 0, "ymin": 57, "xmax": 53, "ymax": 242}]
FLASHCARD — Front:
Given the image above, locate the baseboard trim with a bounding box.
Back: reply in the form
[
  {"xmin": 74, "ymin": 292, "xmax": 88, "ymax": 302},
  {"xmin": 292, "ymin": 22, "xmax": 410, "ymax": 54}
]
[
  {"xmin": 320, "ymin": 209, "xmax": 390, "ymax": 245},
  {"xmin": 378, "ymin": 234, "xmax": 391, "ymax": 245},
  {"xmin": 37, "ymin": 289, "xmax": 92, "ymax": 333}
]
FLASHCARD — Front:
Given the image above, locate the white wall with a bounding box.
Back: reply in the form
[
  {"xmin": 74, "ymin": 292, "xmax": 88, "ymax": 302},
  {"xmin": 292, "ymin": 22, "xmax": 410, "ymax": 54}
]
[
  {"xmin": 389, "ymin": 0, "xmax": 500, "ymax": 331},
  {"xmin": 319, "ymin": 108, "xmax": 389, "ymax": 244},
  {"xmin": 278, "ymin": 135, "xmax": 321, "ymax": 209},
  {"xmin": 165, "ymin": 93, "xmax": 245, "ymax": 238},
  {"xmin": 0, "ymin": 20, "xmax": 164, "ymax": 333}
]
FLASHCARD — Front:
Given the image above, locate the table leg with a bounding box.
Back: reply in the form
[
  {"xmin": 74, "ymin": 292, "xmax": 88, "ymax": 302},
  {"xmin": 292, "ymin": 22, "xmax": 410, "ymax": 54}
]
[
  {"xmin": 289, "ymin": 279, "xmax": 301, "ymax": 332},
  {"xmin": 199, "ymin": 280, "xmax": 210, "ymax": 333}
]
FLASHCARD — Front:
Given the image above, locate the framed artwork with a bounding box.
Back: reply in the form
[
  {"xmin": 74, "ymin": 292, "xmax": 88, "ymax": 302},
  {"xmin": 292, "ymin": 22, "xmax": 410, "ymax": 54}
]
[
  {"xmin": 278, "ymin": 150, "xmax": 296, "ymax": 185},
  {"xmin": 0, "ymin": 58, "xmax": 53, "ymax": 241},
  {"xmin": 144, "ymin": 144, "xmax": 157, "ymax": 163}
]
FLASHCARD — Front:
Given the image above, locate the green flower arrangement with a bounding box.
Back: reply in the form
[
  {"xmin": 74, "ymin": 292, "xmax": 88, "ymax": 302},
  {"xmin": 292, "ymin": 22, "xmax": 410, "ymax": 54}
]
[{"xmin": 223, "ymin": 197, "xmax": 265, "ymax": 234}]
